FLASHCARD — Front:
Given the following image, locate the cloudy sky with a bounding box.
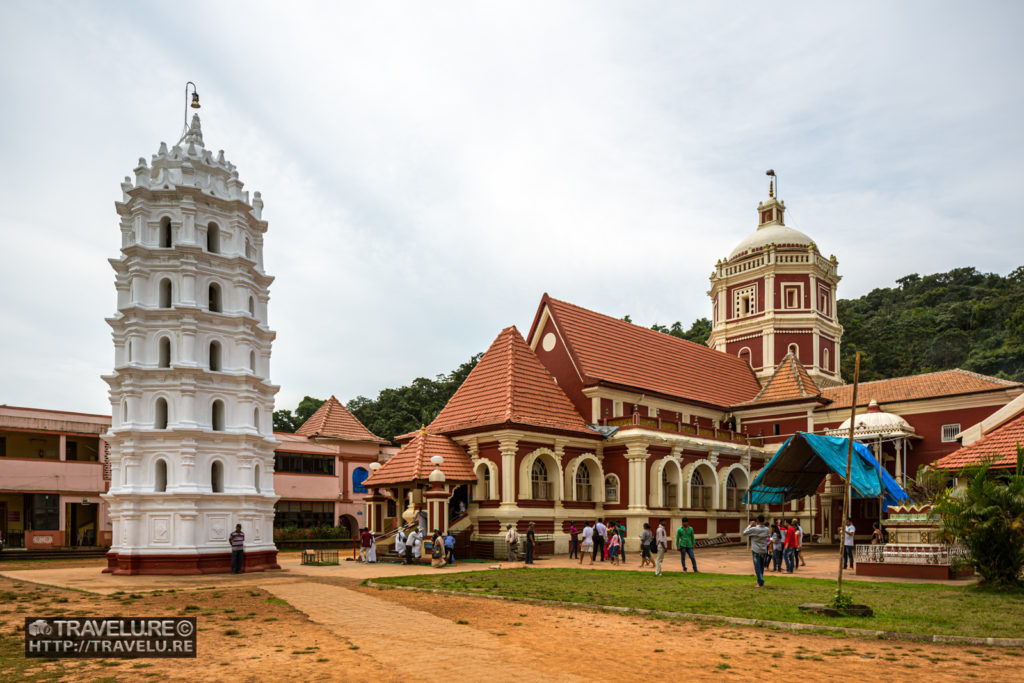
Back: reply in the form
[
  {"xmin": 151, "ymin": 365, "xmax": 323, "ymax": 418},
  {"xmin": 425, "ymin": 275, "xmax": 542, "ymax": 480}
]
[{"xmin": 1, "ymin": 2, "xmax": 1021, "ymax": 416}]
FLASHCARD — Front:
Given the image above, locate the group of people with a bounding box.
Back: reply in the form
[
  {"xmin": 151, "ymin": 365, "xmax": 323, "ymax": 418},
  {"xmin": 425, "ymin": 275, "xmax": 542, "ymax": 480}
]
[
  {"xmin": 765, "ymin": 517, "xmax": 807, "ymax": 574},
  {"xmin": 562, "ymin": 518, "xmax": 697, "ymax": 577},
  {"xmin": 393, "ymin": 526, "xmax": 456, "ymax": 567},
  {"xmin": 358, "ymin": 527, "xmax": 378, "ymax": 563}
]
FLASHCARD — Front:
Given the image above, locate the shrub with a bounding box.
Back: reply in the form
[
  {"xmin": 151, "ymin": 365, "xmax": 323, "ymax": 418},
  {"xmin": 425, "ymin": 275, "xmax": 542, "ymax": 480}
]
[{"xmin": 935, "ymin": 444, "xmax": 1024, "ymax": 588}]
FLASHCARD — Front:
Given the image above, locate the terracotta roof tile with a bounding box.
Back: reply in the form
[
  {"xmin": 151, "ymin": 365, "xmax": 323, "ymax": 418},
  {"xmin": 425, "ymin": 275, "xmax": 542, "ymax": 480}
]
[
  {"xmin": 427, "ymin": 325, "xmax": 596, "ymax": 437},
  {"xmin": 538, "ymin": 296, "xmax": 762, "ymax": 408},
  {"xmin": 363, "ymin": 429, "xmax": 477, "ymax": 487},
  {"xmin": 736, "ymin": 353, "xmax": 822, "ymax": 406},
  {"xmin": 821, "ymin": 369, "xmax": 1020, "ymax": 411},
  {"xmin": 934, "ymin": 412, "xmax": 1024, "ymax": 471},
  {"xmin": 273, "ymin": 432, "xmax": 340, "ymax": 455},
  {"xmin": 294, "ymin": 396, "xmax": 388, "ymax": 443}
]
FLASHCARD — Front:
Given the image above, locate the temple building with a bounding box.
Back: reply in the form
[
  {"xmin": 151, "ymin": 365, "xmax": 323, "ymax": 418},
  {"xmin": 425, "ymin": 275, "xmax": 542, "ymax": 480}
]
[{"xmin": 363, "ymin": 186, "xmax": 1022, "ymax": 551}]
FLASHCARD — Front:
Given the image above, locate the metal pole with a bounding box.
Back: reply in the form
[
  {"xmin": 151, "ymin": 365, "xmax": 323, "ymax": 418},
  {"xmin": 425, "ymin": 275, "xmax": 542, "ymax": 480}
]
[{"xmin": 837, "ymin": 352, "xmax": 861, "ymax": 600}]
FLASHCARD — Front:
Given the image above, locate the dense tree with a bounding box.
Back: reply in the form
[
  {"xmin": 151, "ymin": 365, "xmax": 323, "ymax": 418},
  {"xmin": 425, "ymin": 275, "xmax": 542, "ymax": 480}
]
[
  {"xmin": 272, "ymin": 395, "xmax": 326, "ymax": 433},
  {"xmin": 345, "ymin": 354, "xmax": 482, "ymax": 444},
  {"xmin": 651, "ymin": 318, "xmax": 712, "ymax": 346}
]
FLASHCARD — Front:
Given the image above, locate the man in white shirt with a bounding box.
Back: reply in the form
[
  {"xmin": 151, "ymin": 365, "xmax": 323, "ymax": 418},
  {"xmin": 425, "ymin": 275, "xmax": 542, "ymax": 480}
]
[
  {"xmin": 580, "ymin": 522, "xmax": 595, "ymax": 565},
  {"xmin": 594, "ymin": 519, "xmax": 608, "ymax": 562},
  {"xmin": 841, "ymin": 518, "xmax": 856, "ymax": 569},
  {"xmin": 654, "ymin": 519, "xmax": 668, "ymax": 576},
  {"xmin": 504, "ymin": 523, "xmax": 519, "ymax": 562}
]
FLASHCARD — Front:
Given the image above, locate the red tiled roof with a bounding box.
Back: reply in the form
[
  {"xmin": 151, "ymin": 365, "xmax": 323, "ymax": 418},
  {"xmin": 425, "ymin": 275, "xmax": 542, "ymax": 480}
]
[
  {"xmin": 933, "ymin": 412, "xmax": 1024, "ymax": 471},
  {"xmin": 821, "ymin": 369, "xmax": 1020, "ymax": 411},
  {"xmin": 427, "ymin": 325, "xmax": 596, "ymax": 437},
  {"xmin": 294, "ymin": 396, "xmax": 388, "ymax": 443},
  {"xmin": 272, "ymin": 432, "xmax": 339, "ymax": 455},
  {"xmin": 535, "ymin": 296, "xmax": 763, "ymax": 408},
  {"xmin": 362, "ymin": 429, "xmax": 477, "ymax": 487},
  {"xmin": 736, "ymin": 353, "xmax": 822, "ymax": 406}
]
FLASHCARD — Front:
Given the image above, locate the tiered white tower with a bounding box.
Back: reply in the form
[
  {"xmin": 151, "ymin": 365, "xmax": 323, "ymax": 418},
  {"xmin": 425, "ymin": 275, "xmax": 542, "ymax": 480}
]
[{"xmin": 101, "ymin": 113, "xmax": 280, "ymax": 575}]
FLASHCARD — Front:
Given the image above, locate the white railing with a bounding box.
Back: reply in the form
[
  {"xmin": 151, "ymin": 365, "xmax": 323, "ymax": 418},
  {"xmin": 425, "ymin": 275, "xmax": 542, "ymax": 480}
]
[{"xmin": 856, "ymin": 544, "xmax": 969, "ymax": 566}]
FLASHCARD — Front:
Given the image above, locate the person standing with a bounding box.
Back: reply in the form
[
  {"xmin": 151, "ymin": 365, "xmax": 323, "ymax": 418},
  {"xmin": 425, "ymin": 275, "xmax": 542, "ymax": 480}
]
[
  {"xmin": 359, "ymin": 527, "xmax": 372, "ymax": 563},
  {"xmin": 639, "ymin": 523, "xmax": 654, "ymax": 568},
  {"xmin": 402, "ymin": 528, "xmax": 416, "ymax": 565},
  {"xmin": 607, "ymin": 528, "xmax": 621, "ymax": 565},
  {"xmin": 783, "ymin": 519, "xmax": 797, "ymax": 573},
  {"xmin": 675, "ymin": 518, "xmax": 697, "ymax": 572},
  {"xmin": 505, "ymin": 523, "xmax": 519, "ymax": 562},
  {"xmin": 229, "ymin": 524, "xmax": 245, "ymax": 574},
  {"xmin": 593, "ymin": 518, "xmax": 607, "ymax": 562},
  {"xmin": 654, "ymin": 519, "xmax": 668, "ymax": 576},
  {"xmin": 794, "ymin": 518, "xmax": 806, "ymax": 567},
  {"xmin": 580, "ymin": 521, "xmax": 594, "ymax": 565},
  {"xmin": 871, "ymin": 522, "xmax": 883, "ymax": 545},
  {"xmin": 444, "ymin": 531, "xmax": 456, "ymax": 565},
  {"xmin": 410, "ymin": 528, "xmax": 423, "ymax": 563},
  {"xmin": 841, "ymin": 518, "xmax": 856, "ymax": 569},
  {"xmin": 742, "ymin": 515, "xmax": 771, "ymax": 588},
  {"xmin": 769, "ymin": 523, "xmax": 784, "ymax": 572},
  {"xmin": 395, "ymin": 527, "xmax": 407, "ymax": 560},
  {"xmin": 791, "ymin": 518, "xmax": 801, "ymax": 570},
  {"xmin": 616, "ymin": 521, "xmax": 628, "ymax": 564},
  {"xmin": 525, "ymin": 522, "xmax": 537, "ymax": 564},
  {"xmin": 430, "ymin": 529, "xmax": 446, "ymax": 568},
  {"xmin": 568, "ymin": 521, "xmax": 579, "ymax": 559}
]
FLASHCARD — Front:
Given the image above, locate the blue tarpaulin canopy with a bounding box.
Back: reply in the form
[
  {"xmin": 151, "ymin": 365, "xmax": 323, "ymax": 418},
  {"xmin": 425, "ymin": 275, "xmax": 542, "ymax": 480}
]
[{"xmin": 743, "ymin": 432, "xmax": 910, "ymax": 507}]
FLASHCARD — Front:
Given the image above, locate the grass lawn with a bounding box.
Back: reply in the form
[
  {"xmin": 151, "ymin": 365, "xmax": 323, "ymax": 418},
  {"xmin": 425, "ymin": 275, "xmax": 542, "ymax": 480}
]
[{"xmin": 372, "ymin": 568, "xmax": 1024, "ymax": 639}]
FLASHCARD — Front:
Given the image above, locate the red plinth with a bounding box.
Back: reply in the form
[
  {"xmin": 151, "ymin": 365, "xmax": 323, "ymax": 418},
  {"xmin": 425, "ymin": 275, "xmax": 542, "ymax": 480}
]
[
  {"xmin": 855, "ymin": 561, "xmax": 972, "ymax": 580},
  {"xmin": 102, "ymin": 550, "xmax": 280, "ymax": 575}
]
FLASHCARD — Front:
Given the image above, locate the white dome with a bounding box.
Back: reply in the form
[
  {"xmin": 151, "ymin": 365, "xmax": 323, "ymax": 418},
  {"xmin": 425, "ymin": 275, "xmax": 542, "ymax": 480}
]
[
  {"xmin": 729, "ymin": 223, "xmax": 814, "ymax": 260},
  {"xmin": 838, "ymin": 400, "xmax": 914, "ymax": 435}
]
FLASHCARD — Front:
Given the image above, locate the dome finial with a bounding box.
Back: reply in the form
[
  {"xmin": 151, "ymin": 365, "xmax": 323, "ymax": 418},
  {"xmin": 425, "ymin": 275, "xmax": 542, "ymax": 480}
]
[{"xmin": 766, "ymin": 169, "xmax": 776, "ymax": 198}]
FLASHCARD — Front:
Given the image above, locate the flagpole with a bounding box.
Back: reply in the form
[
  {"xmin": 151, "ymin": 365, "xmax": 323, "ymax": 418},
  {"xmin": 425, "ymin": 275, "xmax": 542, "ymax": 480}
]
[{"xmin": 837, "ymin": 352, "xmax": 861, "ymax": 601}]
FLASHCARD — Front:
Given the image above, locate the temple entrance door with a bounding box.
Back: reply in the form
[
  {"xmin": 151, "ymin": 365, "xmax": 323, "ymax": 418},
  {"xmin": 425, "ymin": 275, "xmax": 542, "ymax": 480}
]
[{"xmin": 65, "ymin": 503, "xmax": 98, "ymax": 547}]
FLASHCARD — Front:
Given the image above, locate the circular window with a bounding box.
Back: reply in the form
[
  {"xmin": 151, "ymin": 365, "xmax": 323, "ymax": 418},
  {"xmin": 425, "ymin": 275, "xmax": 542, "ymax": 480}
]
[{"xmin": 542, "ymin": 332, "xmax": 557, "ymax": 352}]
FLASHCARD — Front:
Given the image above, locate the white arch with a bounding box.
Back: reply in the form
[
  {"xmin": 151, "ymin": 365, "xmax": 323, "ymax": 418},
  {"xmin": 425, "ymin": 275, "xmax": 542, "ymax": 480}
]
[
  {"xmin": 153, "ymin": 457, "xmax": 169, "ymax": 492},
  {"xmin": 563, "ymin": 452, "xmax": 604, "ymax": 502},
  {"xmin": 718, "ymin": 463, "xmax": 751, "ymax": 511},
  {"xmin": 209, "ymin": 457, "xmax": 226, "ymax": 492},
  {"xmin": 603, "ymin": 473, "xmax": 621, "ymax": 503},
  {"xmin": 472, "ymin": 458, "xmax": 499, "ymax": 500},
  {"xmin": 738, "ymin": 346, "xmax": 753, "ymax": 367},
  {"xmin": 518, "ymin": 447, "xmax": 563, "ymax": 501},
  {"xmin": 649, "ymin": 457, "xmax": 683, "ymax": 508},
  {"xmin": 681, "ymin": 458, "xmax": 720, "ymax": 509}
]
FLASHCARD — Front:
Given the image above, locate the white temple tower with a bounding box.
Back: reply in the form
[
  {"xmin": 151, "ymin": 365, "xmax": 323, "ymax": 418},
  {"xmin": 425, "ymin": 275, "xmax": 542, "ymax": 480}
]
[{"xmin": 101, "ymin": 110, "xmax": 280, "ymax": 574}]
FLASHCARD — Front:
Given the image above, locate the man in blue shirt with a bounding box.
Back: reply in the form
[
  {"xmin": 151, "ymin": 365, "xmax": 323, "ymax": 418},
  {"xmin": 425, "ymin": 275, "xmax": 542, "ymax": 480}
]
[{"xmin": 444, "ymin": 532, "xmax": 456, "ymax": 565}]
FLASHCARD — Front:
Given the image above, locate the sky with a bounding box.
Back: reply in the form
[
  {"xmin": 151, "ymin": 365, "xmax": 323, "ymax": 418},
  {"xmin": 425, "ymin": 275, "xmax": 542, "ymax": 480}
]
[{"xmin": 1, "ymin": 1, "xmax": 1022, "ymax": 416}]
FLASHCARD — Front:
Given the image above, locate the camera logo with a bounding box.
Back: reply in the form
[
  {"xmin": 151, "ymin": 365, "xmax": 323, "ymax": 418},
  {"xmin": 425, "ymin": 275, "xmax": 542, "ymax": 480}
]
[{"xmin": 27, "ymin": 619, "xmax": 53, "ymax": 637}]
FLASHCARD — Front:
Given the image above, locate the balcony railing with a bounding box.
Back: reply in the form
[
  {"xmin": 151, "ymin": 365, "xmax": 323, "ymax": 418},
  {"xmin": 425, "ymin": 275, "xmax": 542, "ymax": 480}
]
[{"xmin": 605, "ymin": 415, "xmax": 763, "ymax": 447}]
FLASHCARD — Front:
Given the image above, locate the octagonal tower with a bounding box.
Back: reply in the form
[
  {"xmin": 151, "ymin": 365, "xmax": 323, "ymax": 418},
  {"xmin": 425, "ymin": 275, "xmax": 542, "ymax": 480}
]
[
  {"xmin": 707, "ymin": 181, "xmax": 844, "ymax": 388},
  {"xmin": 101, "ymin": 113, "xmax": 280, "ymax": 574}
]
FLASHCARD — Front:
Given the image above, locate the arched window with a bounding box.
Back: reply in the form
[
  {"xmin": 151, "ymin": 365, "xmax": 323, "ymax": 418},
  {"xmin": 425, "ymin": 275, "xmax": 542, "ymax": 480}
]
[
  {"xmin": 604, "ymin": 474, "xmax": 619, "ymax": 503},
  {"xmin": 252, "ymin": 407, "xmax": 260, "ymax": 432},
  {"xmin": 690, "ymin": 469, "xmax": 710, "ymax": 509},
  {"xmin": 211, "ymin": 461, "xmax": 224, "ymax": 493},
  {"xmin": 159, "ymin": 279, "xmax": 172, "ymax": 308},
  {"xmin": 575, "ymin": 462, "xmax": 592, "ymax": 501},
  {"xmin": 158, "ymin": 337, "xmax": 171, "ymax": 368},
  {"xmin": 788, "ymin": 343, "xmax": 799, "ymax": 359},
  {"xmin": 209, "ymin": 340, "xmax": 221, "ymax": 371},
  {"xmin": 725, "ymin": 471, "xmax": 747, "ymax": 510},
  {"xmin": 127, "ymin": 339, "xmax": 133, "ymax": 362},
  {"xmin": 483, "ymin": 466, "xmax": 491, "ymax": 497},
  {"xmin": 208, "ymin": 283, "xmax": 222, "ymax": 313},
  {"xmin": 155, "ymin": 458, "xmax": 167, "ymax": 492},
  {"xmin": 244, "ymin": 237, "xmax": 253, "ymax": 260},
  {"xmin": 154, "ymin": 398, "xmax": 168, "ymax": 430},
  {"xmin": 211, "ymin": 400, "xmax": 225, "ymax": 431},
  {"xmin": 254, "ymin": 464, "xmax": 261, "ymax": 493},
  {"xmin": 352, "ymin": 467, "xmax": 369, "ymax": 494},
  {"xmin": 122, "ymin": 400, "xmax": 128, "ymax": 423},
  {"xmin": 159, "ymin": 217, "xmax": 172, "ymax": 248},
  {"xmin": 739, "ymin": 347, "xmax": 752, "ymax": 367},
  {"xmin": 207, "ymin": 222, "xmax": 220, "ymax": 253},
  {"xmin": 249, "ymin": 350, "xmax": 256, "ymax": 373},
  {"xmin": 822, "ymin": 347, "xmax": 830, "ymax": 372},
  {"xmin": 663, "ymin": 468, "xmax": 678, "ymax": 507},
  {"xmin": 531, "ymin": 459, "xmax": 550, "ymax": 500}
]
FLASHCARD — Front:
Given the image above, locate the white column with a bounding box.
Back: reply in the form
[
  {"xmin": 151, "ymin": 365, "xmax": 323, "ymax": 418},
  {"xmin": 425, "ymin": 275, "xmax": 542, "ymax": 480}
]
[
  {"xmin": 499, "ymin": 438, "xmax": 518, "ymax": 508},
  {"xmin": 626, "ymin": 444, "xmax": 648, "ymax": 511}
]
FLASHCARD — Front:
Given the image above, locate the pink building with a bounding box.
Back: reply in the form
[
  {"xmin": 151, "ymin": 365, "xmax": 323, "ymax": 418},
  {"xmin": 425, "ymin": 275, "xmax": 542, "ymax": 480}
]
[
  {"xmin": 0, "ymin": 406, "xmax": 111, "ymax": 550},
  {"xmin": 0, "ymin": 399, "xmax": 392, "ymax": 551}
]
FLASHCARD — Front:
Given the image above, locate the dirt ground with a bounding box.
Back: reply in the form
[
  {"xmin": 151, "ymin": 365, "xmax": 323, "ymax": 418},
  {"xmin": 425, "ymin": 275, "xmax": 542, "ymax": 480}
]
[{"xmin": 0, "ymin": 563, "xmax": 1020, "ymax": 682}]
